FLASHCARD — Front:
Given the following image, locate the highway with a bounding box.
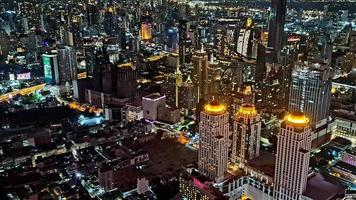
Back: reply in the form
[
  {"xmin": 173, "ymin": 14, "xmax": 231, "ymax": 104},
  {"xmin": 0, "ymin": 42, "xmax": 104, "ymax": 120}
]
[{"xmin": 0, "ymin": 83, "xmax": 46, "ymax": 102}]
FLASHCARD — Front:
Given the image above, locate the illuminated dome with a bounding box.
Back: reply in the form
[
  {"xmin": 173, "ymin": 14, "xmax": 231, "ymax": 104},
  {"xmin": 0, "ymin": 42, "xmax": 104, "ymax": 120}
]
[
  {"xmin": 204, "ymin": 100, "xmax": 226, "ymax": 115},
  {"xmin": 238, "ymin": 103, "xmax": 257, "ymax": 116},
  {"xmin": 284, "ymin": 112, "xmax": 310, "ymax": 127}
]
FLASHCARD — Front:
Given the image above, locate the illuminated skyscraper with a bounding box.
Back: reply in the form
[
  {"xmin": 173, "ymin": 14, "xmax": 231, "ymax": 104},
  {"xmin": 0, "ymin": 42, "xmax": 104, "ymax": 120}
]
[
  {"xmin": 236, "ymin": 17, "xmax": 258, "ymax": 59},
  {"xmin": 268, "ymin": 0, "xmax": 287, "ymax": 56},
  {"xmin": 274, "ymin": 112, "xmax": 312, "ymax": 199},
  {"xmin": 104, "ymin": 6, "xmax": 115, "ymax": 36},
  {"xmin": 140, "ymin": 16, "xmax": 153, "ymax": 41},
  {"xmin": 42, "ymin": 54, "xmax": 59, "ymax": 84},
  {"xmin": 231, "ymin": 103, "xmax": 261, "ymax": 168},
  {"xmin": 192, "ymin": 46, "xmax": 208, "ymax": 102},
  {"xmin": 57, "ymin": 46, "xmax": 77, "ymax": 84},
  {"xmin": 288, "ymin": 61, "xmax": 331, "ymax": 124},
  {"xmin": 178, "ymin": 19, "xmax": 187, "ymax": 66},
  {"xmin": 117, "ymin": 63, "xmax": 137, "ymax": 99},
  {"xmin": 198, "ymin": 100, "xmax": 229, "ymax": 182}
]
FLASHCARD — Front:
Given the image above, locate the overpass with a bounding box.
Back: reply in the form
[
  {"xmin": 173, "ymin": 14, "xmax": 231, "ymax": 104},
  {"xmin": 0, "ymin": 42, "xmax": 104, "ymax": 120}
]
[{"xmin": 0, "ymin": 83, "xmax": 46, "ymax": 102}]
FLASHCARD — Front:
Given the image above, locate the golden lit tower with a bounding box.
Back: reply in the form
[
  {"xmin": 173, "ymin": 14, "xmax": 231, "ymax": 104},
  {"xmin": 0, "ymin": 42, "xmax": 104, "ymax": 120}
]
[
  {"xmin": 198, "ymin": 99, "xmax": 229, "ymax": 182},
  {"xmin": 231, "ymin": 103, "xmax": 261, "ymax": 168},
  {"xmin": 274, "ymin": 112, "xmax": 312, "ymax": 199}
]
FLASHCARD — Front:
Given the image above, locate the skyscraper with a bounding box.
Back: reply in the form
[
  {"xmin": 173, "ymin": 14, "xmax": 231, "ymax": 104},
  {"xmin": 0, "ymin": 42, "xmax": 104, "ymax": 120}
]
[
  {"xmin": 268, "ymin": 0, "xmax": 287, "ymax": 57},
  {"xmin": 192, "ymin": 46, "xmax": 208, "ymax": 102},
  {"xmin": 236, "ymin": 17, "xmax": 258, "ymax": 59},
  {"xmin": 57, "ymin": 46, "xmax": 77, "ymax": 84},
  {"xmin": 178, "ymin": 19, "xmax": 187, "ymax": 66},
  {"xmin": 42, "ymin": 54, "xmax": 60, "ymax": 85},
  {"xmin": 198, "ymin": 100, "xmax": 229, "ymax": 182},
  {"xmin": 117, "ymin": 64, "xmax": 137, "ymax": 99},
  {"xmin": 288, "ymin": 61, "xmax": 332, "ymax": 124},
  {"xmin": 104, "ymin": 6, "xmax": 115, "ymax": 36},
  {"xmin": 86, "ymin": 3, "xmax": 99, "ymax": 28},
  {"xmin": 274, "ymin": 112, "xmax": 312, "ymax": 199},
  {"xmin": 231, "ymin": 103, "xmax": 261, "ymax": 168}
]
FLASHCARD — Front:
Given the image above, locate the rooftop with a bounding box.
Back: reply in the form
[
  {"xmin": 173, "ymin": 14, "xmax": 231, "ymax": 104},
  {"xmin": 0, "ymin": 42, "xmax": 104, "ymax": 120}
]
[
  {"xmin": 237, "ymin": 103, "xmax": 257, "ymax": 117},
  {"xmin": 204, "ymin": 100, "xmax": 226, "ymax": 115},
  {"xmin": 284, "ymin": 112, "xmax": 310, "ymax": 127},
  {"xmin": 143, "ymin": 93, "xmax": 165, "ymax": 101},
  {"xmin": 304, "ymin": 173, "xmax": 345, "ymax": 200}
]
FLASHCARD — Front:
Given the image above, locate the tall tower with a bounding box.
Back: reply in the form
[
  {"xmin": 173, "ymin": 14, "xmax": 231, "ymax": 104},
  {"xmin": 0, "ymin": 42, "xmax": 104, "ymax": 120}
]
[
  {"xmin": 192, "ymin": 46, "xmax": 208, "ymax": 102},
  {"xmin": 232, "ymin": 103, "xmax": 261, "ymax": 168},
  {"xmin": 178, "ymin": 19, "xmax": 187, "ymax": 66},
  {"xmin": 198, "ymin": 100, "xmax": 229, "ymax": 182},
  {"xmin": 288, "ymin": 61, "xmax": 331, "ymax": 124},
  {"xmin": 175, "ymin": 65, "xmax": 183, "ymax": 108},
  {"xmin": 268, "ymin": 0, "xmax": 287, "ymax": 57},
  {"xmin": 274, "ymin": 112, "xmax": 312, "ymax": 199}
]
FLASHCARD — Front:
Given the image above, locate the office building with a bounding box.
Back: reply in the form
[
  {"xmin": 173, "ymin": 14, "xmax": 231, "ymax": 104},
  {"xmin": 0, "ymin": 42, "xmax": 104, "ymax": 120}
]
[
  {"xmin": 142, "ymin": 93, "xmax": 166, "ymax": 121},
  {"xmin": 57, "ymin": 46, "xmax": 77, "ymax": 84},
  {"xmin": 179, "ymin": 76, "xmax": 197, "ymax": 111},
  {"xmin": 288, "ymin": 61, "xmax": 332, "ymax": 124},
  {"xmin": 86, "ymin": 3, "xmax": 99, "ymax": 28},
  {"xmin": 268, "ymin": 0, "xmax": 287, "ymax": 57},
  {"xmin": 42, "ymin": 54, "xmax": 60, "ymax": 84},
  {"xmin": 104, "ymin": 6, "xmax": 115, "ymax": 36},
  {"xmin": 232, "ymin": 103, "xmax": 261, "ymax": 168},
  {"xmin": 236, "ymin": 17, "xmax": 258, "ymax": 59},
  {"xmin": 179, "ymin": 19, "xmax": 187, "ymax": 66},
  {"xmin": 117, "ymin": 64, "xmax": 137, "ymax": 99},
  {"xmin": 198, "ymin": 100, "xmax": 229, "ymax": 182},
  {"xmin": 274, "ymin": 112, "xmax": 312, "ymax": 199},
  {"xmin": 192, "ymin": 47, "xmax": 209, "ymax": 101}
]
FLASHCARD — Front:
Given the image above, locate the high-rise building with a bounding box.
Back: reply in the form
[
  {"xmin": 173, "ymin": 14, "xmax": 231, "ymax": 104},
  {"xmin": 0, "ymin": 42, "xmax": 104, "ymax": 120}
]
[
  {"xmin": 57, "ymin": 46, "xmax": 77, "ymax": 84},
  {"xmin": 179, "ymin": 76, "xmax": 197, "ymax": 111},
  {"xmin": 86, "ymin": 3, "xmax": 99, "ymax": 28},
  {"xmin": 178, "ymin": 19, "xmax": 187, "ymax": 66},
  {"xmin": 268, "ymin": 0, "xmax": 287, "ymax": 57},
  {"xmin": 140, "ymin": 16, "xmax": 153, "ymax": 41},
  {"xmin": 142, "ymin": 93, "xmax": 166, "ymax": 121},
  {"xmin": 288, "ymin": 61, "xmax": 332, "ymax": 124},
  {"xmin": 42, "ymin": 54, "xmax": 60, "ymax": 84},
  {"xmin": 236, "ymin": 17, "xmax": 258, "ymax": 59},
  {"xmin": 231, "ymin": 103, "xmax": 261, "ymax": 168},
  {"xmin": 274, "ymin": 112, "xmax": 312, "ymax": 199},
  {"xmin": 117, "ymin": 64, "xmax": 137, "ymax": 99},
  {"xmin": 192, "ymin": 47, "xmax": 209, "ymax": 102},
  {"xmin": 206, "ymin": 55, "xmax": 221, "ymax": 95},
  {"xmin": 104, "ymin": 6, "xmax": 115, "ymax": 36},
  {"xmin": 198, "ymin": 100, "xmax": 229, "ymax": 182}
]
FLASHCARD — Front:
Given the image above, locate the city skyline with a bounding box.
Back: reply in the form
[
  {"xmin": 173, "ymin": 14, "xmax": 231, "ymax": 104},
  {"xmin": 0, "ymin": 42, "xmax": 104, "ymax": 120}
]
[{"xmin": 0, "ymin": 0, "xmax": 355, "ymax": 200}]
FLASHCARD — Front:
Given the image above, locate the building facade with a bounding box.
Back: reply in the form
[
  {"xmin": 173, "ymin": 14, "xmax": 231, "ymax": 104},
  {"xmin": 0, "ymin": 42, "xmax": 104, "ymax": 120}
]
[
  {"xmin": 232, "ymin": 103, "xmax": 261, "ymax": 168},
  {"xmin": 288, "ymin": 61, "xmax": 332, "ymax": 124},
  {"xmin": 274, "ymin": 112, "xmax": 312, "ymax": 200},
  {"xmin": 198, "ymin": 100, "xmax": 229, "ymax": 182}
]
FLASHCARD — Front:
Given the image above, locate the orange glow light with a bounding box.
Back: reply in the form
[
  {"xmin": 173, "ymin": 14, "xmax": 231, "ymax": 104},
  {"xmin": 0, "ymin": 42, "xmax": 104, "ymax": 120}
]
[
  {"xmin": 284, "ymin": 113, "xmax": 310, "ymax": 127},
  {"xmin": 238, "ymin": 104, "xmax": 257, "ymax": 116},
  {"xmin": 204, "ymin": 101, "xmax": 226, "ymax": 115}
]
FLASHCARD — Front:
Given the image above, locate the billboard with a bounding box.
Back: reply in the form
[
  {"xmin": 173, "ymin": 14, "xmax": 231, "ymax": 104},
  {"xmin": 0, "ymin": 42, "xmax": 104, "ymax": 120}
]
[{"xmin": 17, "ymin": 72, "xmax": 31, "ymax": 80}]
